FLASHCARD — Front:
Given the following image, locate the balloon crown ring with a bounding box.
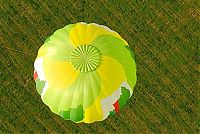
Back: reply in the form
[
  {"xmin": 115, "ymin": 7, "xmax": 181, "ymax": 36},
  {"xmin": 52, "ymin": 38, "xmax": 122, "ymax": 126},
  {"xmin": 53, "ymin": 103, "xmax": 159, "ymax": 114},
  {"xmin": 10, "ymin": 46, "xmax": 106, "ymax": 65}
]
[{"xmin": 70, "ymin": 45, "xmax": 101, "ymax": 72}]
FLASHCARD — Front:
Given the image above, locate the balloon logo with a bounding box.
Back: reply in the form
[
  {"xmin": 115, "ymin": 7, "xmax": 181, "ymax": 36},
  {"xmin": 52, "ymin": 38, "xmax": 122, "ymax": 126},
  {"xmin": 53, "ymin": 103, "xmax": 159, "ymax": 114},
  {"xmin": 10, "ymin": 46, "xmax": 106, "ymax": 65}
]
[{"xmin": 34, "ymin": 22, "xmax": 137, "ymax": 123}]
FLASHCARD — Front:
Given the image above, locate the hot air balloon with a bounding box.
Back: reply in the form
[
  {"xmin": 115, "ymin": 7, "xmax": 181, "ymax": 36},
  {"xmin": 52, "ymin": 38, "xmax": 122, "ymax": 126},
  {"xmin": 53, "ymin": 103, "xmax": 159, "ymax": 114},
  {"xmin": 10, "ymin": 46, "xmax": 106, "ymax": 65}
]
[{"xmin": 34, "ymin": 22, "xmax": 137, "ymax": 123}]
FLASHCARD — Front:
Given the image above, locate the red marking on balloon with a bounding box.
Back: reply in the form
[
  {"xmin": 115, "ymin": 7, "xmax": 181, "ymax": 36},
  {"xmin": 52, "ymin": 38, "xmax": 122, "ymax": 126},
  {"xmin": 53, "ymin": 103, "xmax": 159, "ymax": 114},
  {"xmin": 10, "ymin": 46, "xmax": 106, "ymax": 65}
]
[
  {"xmin": 34, "ymin": 71, "xmax": 38, "ymax": 80},
  {"xmin": 113, "ymin": 100, "xmax": 119, "ymax": 113}
]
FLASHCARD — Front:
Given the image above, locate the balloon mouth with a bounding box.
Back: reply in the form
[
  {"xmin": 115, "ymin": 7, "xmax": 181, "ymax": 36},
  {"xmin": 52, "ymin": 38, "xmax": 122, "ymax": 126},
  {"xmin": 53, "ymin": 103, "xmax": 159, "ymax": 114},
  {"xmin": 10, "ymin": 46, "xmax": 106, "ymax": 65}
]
[{"xmin": 70, "ymin": 45, "xmax": 101, "ymax": 72}]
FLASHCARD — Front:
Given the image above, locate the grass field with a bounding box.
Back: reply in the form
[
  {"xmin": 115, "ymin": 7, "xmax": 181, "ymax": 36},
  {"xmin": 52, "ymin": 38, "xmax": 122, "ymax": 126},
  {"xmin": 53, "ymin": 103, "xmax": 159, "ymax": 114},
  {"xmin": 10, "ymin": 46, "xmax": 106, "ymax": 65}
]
[{"xmin": 0, "ymin": 0, "xmax": 199, "ymax": 133}]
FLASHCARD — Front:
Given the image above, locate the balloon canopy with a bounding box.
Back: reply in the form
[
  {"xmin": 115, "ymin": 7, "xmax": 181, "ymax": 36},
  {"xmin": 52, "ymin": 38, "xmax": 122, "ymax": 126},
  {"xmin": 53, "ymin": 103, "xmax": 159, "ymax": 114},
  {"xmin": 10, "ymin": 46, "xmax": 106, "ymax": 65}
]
[{"xmin": 34, "ymin": 22, "xmax": 137, "ymax": 123}]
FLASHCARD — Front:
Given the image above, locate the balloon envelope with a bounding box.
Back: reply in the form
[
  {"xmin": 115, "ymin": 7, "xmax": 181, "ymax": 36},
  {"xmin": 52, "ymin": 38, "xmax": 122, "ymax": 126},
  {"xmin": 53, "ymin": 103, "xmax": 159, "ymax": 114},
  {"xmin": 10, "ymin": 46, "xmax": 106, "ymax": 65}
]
[{"xmin": 34, "ymin": 22, "xmax": 137, "ymax": 123}]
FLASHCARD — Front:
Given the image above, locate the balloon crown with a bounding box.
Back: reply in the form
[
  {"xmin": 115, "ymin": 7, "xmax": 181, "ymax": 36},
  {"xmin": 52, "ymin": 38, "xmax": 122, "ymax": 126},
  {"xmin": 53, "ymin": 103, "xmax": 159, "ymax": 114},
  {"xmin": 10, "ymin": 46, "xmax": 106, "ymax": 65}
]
[{"xmin": 70, "ymin": 45, "xmax": 101, "ymax": 72}]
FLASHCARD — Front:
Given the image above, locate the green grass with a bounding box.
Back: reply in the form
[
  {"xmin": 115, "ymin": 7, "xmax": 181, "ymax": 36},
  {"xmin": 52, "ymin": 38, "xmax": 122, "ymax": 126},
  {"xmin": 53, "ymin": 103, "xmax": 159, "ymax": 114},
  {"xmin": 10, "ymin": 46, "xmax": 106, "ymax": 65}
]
[{"xmin": 0, "ymin": 0, "xmax": 199, "ymax": 133}]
